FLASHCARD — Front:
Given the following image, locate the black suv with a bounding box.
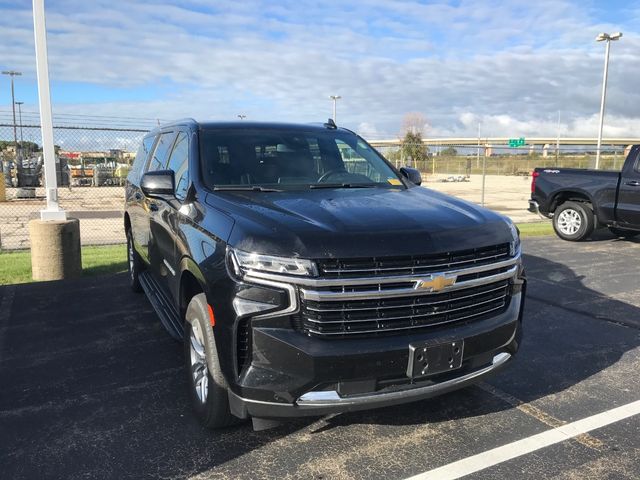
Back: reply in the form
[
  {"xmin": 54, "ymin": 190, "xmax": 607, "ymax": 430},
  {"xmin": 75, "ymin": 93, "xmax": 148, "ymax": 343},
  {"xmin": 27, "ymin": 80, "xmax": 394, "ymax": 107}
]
[{"xmin": 125, "ymin": 119, "xmax": 526, "ymax": 429}]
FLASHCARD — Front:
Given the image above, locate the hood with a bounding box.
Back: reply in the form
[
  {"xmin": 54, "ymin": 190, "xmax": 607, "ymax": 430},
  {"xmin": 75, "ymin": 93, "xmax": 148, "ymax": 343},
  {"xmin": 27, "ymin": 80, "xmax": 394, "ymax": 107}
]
[{"xmin": 206, "ymin": 186, "xmax": 513, "ymax": 259}]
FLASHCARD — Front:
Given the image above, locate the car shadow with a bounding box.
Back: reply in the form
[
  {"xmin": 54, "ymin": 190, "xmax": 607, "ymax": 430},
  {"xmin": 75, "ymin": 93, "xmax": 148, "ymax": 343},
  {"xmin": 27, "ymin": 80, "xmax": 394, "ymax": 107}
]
[{"xmin": 1, "ymin": 250, "xmax": 638, "ymax": 478}]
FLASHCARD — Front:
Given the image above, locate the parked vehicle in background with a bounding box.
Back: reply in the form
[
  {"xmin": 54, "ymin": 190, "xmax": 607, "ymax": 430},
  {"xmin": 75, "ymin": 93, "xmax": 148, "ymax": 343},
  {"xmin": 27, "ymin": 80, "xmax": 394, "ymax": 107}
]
[
  {"xmin": 529, "ymin": 145, "xmax": 640, "ymax": 241},
  {"xmin": 125, "ymin": 119, "xmax": 526, "ymax": 430}
]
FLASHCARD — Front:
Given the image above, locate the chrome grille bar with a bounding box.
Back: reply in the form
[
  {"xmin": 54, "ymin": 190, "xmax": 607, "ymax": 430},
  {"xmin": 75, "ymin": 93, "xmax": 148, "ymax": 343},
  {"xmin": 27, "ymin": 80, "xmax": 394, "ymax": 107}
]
[
  {"xmin": 303, "ymin": 283, "xmax": 508, "ymax": 312},
  {"xmin": 305, "ymin": 304, "xmax": 507, "ymax": 336},
  {"xmin": 300, "ymin": 265, "xmax": 517, "ymax": 302},
  {"xmin": 303, "ymin": 294, "xmax": 507, "ymax": 324}
]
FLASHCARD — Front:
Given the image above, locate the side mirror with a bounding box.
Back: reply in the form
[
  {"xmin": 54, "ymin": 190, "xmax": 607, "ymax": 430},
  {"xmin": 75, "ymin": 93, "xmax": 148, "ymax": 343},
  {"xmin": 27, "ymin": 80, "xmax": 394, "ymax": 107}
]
[
  {"xmin": 400, "ymin": 166, "xmax": 422, "ymax": 186},
  {"xmin": 141, "ymin": 170, "xmax": 175, "ymax": 198}
]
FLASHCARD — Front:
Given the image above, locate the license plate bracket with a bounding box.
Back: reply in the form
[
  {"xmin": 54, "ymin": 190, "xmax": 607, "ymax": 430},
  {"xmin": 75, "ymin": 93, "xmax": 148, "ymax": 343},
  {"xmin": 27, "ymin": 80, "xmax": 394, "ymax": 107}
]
[{"xmin": 406, "ymin": 340, "xmax": 464, "ymax": 378}]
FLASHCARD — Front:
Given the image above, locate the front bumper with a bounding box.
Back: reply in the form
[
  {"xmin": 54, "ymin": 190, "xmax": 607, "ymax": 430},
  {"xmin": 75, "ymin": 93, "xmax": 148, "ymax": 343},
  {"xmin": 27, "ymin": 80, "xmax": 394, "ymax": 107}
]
[{"xmin": 227, "ymin": 290, "xmax": 524, "ymax": 419}]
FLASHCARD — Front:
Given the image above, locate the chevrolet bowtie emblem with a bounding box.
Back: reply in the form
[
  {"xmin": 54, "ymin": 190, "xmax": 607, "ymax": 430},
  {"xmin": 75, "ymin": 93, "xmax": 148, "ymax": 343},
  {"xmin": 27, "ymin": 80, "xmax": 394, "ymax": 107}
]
[{"xmin": 416, "ymin": 275, "xmax": 457, "ymax": 292}]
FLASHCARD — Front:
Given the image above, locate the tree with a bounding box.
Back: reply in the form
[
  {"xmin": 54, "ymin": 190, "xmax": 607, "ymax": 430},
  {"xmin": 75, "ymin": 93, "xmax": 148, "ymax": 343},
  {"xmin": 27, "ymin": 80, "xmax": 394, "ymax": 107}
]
[
  {"xmin": 441, "ymin": 146, "xmax": 458, "ymax": 156},
  {"xmin": 399, "ymin": 112, "xmax": 429, "ymax": 167}
]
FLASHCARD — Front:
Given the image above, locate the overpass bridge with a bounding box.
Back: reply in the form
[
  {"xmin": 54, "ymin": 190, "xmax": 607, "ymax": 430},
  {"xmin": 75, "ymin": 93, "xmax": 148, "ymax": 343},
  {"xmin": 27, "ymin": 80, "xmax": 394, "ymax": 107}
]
[{"xmin": 368, "ymin": 137, "xmax": 640, "ymax": 157}]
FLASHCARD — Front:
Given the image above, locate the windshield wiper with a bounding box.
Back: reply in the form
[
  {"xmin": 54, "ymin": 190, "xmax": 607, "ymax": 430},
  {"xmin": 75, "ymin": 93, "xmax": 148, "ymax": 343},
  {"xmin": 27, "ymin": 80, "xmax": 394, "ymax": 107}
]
[
  {"xmin": 309, "ymin": 183, "xmax": 378, "ymax": 189},
  {"xmin": 213, "ymin": 186, "xmax": 283, "ymax": 192}
]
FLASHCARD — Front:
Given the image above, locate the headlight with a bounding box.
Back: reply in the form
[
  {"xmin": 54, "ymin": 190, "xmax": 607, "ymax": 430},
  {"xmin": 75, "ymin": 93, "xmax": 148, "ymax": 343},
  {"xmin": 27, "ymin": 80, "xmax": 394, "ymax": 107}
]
[
  {"xmin": 507, "ymin": 221, "xmax": 521, "ymax": 256},
  {"xmin": 230, "ymin": 248, "xmax": 318, "ymax": 277}
]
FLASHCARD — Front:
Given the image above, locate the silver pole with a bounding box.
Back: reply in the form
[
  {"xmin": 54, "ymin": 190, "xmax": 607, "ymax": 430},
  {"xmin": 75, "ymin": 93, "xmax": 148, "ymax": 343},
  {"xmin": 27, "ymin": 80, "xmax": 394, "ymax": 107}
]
[
  {"xmin": 33, "ymin": 0, "xmax": 65, "ymax": 220},
  {"xmin": 329, "ymin": 95, "xmax": 341, "ymax": 123},
  {"xmin": 595, "ymin": 40, "xmax": 610, "ymax": 170}
]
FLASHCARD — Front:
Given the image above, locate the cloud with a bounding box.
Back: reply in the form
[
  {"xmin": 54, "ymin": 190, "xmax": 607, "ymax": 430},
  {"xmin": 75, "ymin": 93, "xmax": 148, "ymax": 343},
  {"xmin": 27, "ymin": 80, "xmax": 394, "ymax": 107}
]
[{"xmin": 0, "ymin": 0, "xmax": 639, "ymax": 140}]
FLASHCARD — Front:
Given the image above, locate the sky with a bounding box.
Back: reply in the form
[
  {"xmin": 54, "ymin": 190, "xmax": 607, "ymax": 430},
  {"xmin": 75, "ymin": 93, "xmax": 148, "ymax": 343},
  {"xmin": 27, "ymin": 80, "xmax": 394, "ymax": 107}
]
[{"xmin": 1, "ymin": 0, "xmax": 640, "ymax": 140}]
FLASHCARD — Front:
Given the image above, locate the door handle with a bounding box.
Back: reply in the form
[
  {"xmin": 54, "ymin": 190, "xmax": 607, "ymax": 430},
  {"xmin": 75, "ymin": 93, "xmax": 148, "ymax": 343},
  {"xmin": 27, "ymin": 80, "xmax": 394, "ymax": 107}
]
[
  {"xmin": 149, "ymin": 202, "xmax": 159, "ymax": 212},
  {"xmin": 625, "ymin": 181, "xmax": 640, "ymax": 187}
]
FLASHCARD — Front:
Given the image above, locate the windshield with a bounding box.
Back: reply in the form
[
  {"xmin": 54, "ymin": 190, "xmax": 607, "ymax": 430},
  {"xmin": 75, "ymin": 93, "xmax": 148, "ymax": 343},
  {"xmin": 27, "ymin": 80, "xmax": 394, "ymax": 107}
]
[{"xmin": 199, "ymin": 127, "xmax": 404, "ymax": 190}]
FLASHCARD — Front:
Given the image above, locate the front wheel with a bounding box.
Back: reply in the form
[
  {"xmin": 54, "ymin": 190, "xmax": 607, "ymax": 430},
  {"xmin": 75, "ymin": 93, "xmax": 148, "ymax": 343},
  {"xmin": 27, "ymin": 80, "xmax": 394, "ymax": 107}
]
[
  {"xmin": 552, "ymin": 201, "xmax": 594, "ymax": 241},
  {"xmin": 184, "ymin": 293, "xmax": 237, "ymax": 429}
]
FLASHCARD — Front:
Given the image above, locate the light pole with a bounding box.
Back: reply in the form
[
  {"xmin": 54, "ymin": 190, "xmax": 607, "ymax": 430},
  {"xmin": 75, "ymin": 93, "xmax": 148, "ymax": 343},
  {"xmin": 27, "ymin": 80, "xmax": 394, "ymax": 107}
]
[
  {"xmin": 595, "ymin": 32, "xmax": 622, "ymax": 170},
  {"xmin": 329, "ymin": 95, "xmax": 341, "ymax": 123},
  {"xmin": 15, "ymin": 101, "xmax": 24, "ymax": 149},
  {"xmin": 237, "ymin": 114, "xmax": 246, "ymax": 120},
  {"xmin": 2, "ymin": 70, "xmax": 22, "ymax": 155}
]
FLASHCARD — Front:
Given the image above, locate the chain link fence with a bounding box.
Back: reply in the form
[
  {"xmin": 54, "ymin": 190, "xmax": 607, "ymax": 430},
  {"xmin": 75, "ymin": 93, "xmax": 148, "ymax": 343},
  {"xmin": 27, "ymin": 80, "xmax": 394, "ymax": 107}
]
[
  {"xmin": 0, "ymin": 123, "xmax": 147, "ymax": 250},
  {"xmin": 1, "ymin": 126, "xmax": 634, "ymax": 250}
]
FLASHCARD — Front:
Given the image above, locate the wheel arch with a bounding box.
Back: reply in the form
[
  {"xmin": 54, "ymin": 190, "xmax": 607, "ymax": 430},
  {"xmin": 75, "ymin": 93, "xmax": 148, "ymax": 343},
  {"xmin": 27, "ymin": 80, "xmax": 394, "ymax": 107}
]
[
  {"xmin": 178, "ymin": 256, "xmax": 208, "ymax": 320},
  {"xmin": 549, "ymin": 189, "xmax": 594, "ymax": 213}
]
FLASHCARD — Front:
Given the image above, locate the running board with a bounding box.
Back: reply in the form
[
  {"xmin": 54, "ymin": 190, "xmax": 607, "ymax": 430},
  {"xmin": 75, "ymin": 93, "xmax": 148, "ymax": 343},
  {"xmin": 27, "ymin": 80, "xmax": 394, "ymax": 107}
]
[{"xmin": 139, "ymin": 271, "xmax": 183, "ymax": 340}]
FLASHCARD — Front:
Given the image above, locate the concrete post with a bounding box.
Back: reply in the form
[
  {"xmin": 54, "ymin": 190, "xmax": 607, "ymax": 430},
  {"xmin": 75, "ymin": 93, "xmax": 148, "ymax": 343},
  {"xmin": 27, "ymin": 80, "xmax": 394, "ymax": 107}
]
[
  {"xmin": 29, "ymin": 218, "xmax": 82, "ymax": 281},
  {"xmin": 543, "ymin": 144, "xmax": 550, "ymax": 158}
]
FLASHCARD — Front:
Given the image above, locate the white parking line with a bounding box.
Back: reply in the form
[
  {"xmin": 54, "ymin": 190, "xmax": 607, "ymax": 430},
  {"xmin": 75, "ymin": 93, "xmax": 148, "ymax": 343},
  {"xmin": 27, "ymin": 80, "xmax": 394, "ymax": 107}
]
[{"xmin": 406, "ymin": 399, "xmax": 640, "ymax": 480}]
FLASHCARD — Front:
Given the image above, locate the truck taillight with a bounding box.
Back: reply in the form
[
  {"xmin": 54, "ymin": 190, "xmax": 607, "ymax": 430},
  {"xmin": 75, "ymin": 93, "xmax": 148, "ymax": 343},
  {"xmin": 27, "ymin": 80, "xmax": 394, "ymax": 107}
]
[{"xmin": 531, "ymin": 171, "xmax": 540, "ymax": 193}]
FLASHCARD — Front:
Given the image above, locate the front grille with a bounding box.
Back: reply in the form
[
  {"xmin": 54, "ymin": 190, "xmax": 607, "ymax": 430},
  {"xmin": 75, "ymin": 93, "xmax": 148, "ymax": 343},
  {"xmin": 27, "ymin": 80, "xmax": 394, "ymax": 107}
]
[
  {"xmin": 316, "ymin": 243, "xmax": 511, "ymax": 278},
  {"xmin": 296, "ymin": 280, "xmax": 511, "ymax": 337}
]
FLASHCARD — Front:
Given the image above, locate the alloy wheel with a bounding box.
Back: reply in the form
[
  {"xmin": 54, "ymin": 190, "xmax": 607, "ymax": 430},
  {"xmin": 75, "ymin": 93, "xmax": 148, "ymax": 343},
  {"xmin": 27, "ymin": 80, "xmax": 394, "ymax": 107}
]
[
  {"xmin": 189, "ymin": 321, "xmax": 209, "ymax": 403},
  {"xmin": 557, "ymin": 209, "xmax": 582, "ymax": 235}
]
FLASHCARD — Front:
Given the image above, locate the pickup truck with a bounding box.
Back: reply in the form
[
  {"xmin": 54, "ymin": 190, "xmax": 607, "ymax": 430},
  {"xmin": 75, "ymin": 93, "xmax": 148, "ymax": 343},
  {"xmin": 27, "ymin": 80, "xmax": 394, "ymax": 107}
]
[
  {"xmin": 529, "ymin": 145, "xmax": 640, "ymax": 241},
  {"xmin": 125, "ymin": 119, "xmax": 526, "ymax": 430}
]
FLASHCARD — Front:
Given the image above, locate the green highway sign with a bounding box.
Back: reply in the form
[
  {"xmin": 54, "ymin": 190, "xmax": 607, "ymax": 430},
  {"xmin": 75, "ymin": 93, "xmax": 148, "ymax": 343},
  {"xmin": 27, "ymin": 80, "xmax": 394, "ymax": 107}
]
[{"xmin": 508, "ymin": 137, "xmax": 525, "ymax": 148}]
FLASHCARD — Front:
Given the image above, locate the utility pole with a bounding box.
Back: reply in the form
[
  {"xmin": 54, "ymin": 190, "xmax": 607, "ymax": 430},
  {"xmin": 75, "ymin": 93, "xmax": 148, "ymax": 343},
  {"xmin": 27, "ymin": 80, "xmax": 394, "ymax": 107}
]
[
  {"xmin": 2, "ymin": 70, "xmax": 22, "ymax": 157},
  {"xmin": 15, "ymin": 101, "xmax": 24, "ymax": 148},
  {"xmin": 595, "ymin": 32, "xmax": 622, "ymax": 170},
  {"xmin": 329, "ymin": 95, "xmax": 341, "ymax": 123}
]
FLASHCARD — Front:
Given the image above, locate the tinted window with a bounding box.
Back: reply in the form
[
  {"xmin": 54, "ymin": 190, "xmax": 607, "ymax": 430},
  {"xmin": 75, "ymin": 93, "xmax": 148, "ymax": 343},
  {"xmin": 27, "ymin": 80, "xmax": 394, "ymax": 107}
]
[
  {"xmin": 146, "ymin": 132, "xmax": 175, "ymax": 172},
  {"xmin": 129, "ymin": 135, "xmax": 156, "ymax": 182},
  {"xmin": 199, "ymin": 128, "xmax": 401, "ymax": 190},
  {"xmin": 167, "ymin": 132, "xmax": 190, "ymax": 202}
]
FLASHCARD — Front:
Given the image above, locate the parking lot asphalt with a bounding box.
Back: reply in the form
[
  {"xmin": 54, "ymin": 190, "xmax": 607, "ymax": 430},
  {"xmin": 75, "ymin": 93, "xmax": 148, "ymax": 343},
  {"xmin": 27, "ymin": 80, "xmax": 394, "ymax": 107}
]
[{"xmin": 1, "ymin": 234, "xmax": 639, "ymax": 480}]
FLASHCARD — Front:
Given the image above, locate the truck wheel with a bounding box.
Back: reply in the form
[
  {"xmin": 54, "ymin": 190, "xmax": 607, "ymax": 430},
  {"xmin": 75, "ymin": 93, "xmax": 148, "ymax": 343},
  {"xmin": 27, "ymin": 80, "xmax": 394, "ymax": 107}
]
[
  {"xmin": 127, "ymin": 230, "xmax": 143, "ymax": 293},
  {"xmin": 553, "ymin": 201, "xmax": 594, "ymax": 241},
  {"xmin": 608, "ymin": 227, "xmax": 639, "ymax": 238},
  {"xmin": 184, "ymin": 293, "xmax": 237, "ymax": 429}
]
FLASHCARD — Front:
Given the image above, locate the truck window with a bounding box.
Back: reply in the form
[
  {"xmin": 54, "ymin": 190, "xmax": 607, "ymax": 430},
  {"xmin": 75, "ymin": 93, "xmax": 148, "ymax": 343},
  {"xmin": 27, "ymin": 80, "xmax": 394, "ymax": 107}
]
[
  {"xmin": 166, "ymin": 132, "xmax": 190, "ymax": 202},
  {"xmin": 146, "ymin": 132, "xmax": 175, "ymax": 172},
  {"xmin": 129, "ymin": 135, "xmax": 157, "ymax": 182}
]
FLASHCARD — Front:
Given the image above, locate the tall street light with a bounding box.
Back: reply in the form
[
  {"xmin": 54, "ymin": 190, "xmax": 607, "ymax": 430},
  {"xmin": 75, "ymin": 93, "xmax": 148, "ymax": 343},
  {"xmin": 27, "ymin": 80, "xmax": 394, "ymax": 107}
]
[
  {"xmin": 15, "ymin": 101, "xmax": 24, "ymax": 149},
  {"xmin": 2, "ymin": 70, "xmax": 22, "ymax": 154},
  {"xmin": 595, "ymin": 32, "xmax": 622, "ymax": 170},
  {"xmin": 329, "ymin": 95, "xmax": 341, "ymax": 123}
]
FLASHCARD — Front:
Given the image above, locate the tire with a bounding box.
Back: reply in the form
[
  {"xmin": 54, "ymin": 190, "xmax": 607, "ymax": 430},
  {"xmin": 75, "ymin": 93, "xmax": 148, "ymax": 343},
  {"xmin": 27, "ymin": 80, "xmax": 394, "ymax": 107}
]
[
  {"xmin": 552, "ymin": 201, "xmax": 595, "ymax": 241},
  {"xmin": 184, "ymin": 293, "xmax": 237, "ymax": 429},
  {"xmin": 608, "ymin": 227, "xmax": 640, "ymax": 238},
  {"xmin": 126, "ymin": 230, "xmax": 143, "ymax": 293}
]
